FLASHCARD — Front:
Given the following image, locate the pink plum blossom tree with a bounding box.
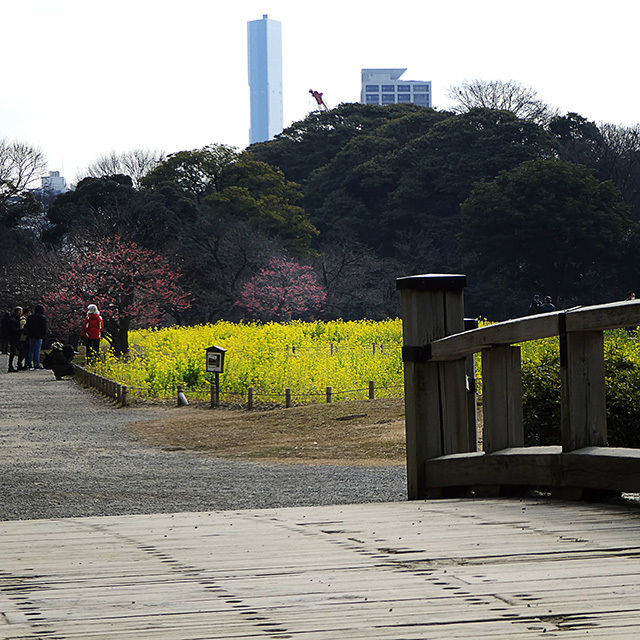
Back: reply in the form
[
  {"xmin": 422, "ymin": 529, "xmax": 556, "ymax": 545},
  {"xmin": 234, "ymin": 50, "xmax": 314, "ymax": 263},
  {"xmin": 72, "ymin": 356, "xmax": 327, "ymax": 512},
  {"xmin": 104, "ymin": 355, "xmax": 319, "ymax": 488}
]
[
  {"xmin": 236, "ymin": 257, "xmax": 326, "ymax": 322},
  {"xmin": 42, "ymin": 237, "xmax": 190, "ymax": 355}
]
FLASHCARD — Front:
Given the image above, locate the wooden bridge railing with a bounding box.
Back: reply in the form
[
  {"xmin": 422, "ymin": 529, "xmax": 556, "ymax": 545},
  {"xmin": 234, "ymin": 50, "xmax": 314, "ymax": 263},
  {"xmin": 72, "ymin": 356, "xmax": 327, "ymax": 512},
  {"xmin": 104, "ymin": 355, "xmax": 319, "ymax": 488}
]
[{"xmin": 397, "ymin": 273, "xmax": 640, "ymax": 500}]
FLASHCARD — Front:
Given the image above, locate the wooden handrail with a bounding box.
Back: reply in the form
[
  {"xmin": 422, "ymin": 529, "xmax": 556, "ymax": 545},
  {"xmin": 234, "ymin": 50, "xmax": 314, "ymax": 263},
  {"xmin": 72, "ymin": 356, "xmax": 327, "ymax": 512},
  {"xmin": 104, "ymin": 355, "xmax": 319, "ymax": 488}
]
[{"xmin": 415, "ymin": 300, "xmax": 640, "ymax": 363}]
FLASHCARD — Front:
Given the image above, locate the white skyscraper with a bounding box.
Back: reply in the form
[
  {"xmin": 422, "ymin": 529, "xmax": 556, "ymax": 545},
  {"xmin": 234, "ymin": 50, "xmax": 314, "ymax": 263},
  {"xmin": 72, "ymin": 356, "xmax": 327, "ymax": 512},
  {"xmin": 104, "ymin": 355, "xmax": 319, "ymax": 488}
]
[
  {"xmin": 361, "ymin": 69, "xmax": 432, "ymax": 108},
  {"xmin": 41, "ymin": 171, "xmax": 68, "ymax": 195},
  {"xmin": 247, "ymin": 15, "xmax": 283, "ymax": 144}
]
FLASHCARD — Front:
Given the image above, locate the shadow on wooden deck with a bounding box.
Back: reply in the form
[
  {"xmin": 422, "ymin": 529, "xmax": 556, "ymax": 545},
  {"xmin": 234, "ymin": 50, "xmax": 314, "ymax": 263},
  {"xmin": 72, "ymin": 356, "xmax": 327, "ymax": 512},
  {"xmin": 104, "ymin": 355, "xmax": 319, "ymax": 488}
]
[{"xmin": 2, "ymin": 498, "xmax": 640, "ymax": 638}]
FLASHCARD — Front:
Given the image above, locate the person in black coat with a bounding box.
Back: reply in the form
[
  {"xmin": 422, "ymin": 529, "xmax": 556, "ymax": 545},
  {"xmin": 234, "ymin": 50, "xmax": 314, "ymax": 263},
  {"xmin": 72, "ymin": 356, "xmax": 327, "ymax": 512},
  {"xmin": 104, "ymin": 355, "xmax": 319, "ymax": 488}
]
[
  {"xmin": 25, "ymin": 304, "xmax": 47, "ymax": 369},
  {"xmin": 7, "ymin": 307, "xmax": 23, "ymax": 373},
  {"xmin": 0, "ymin": 311, "xmax": 11, "ymax": 354},
  {"xmin": 42, "ymin": 342, "xmax": 76, "ymax": 380}
]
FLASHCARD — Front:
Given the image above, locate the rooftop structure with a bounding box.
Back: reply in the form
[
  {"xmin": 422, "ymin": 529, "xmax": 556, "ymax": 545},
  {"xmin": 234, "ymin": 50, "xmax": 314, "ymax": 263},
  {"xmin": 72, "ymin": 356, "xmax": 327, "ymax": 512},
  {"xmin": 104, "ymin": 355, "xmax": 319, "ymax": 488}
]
[
  {"xmin": 41, "ymin": 171, "xmax": 68, "ymax": 195},
  {"xmin": 361, "ymin": 69, "xmax": 432, "ymax": 107}
]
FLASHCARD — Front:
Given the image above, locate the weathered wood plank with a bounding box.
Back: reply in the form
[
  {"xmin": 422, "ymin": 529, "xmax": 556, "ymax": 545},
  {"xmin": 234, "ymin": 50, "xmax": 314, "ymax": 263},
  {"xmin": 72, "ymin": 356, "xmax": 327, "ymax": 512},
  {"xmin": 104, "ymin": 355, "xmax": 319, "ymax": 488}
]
[
  {"xmin": 560, "ymin": 330, "xmax": 607, "ymax": 451},
  {"xmin": 423, "ymin": 447, "xmax": 640, "ymax": 493},
  {"xmin": 481, "ymin": 345, "xmax": 524, "ymax": 453},
  {"xmin": 425, "ymin": 300, "xmax": 640, "ymax": 363},
  {"xmin": 4, "ymin": 499, "xmax": 640, "ymax": 638},
  {"xmin": 427, "ymin": 313, "xmax": 561, "ymax": 361},
  {"xmin": 565, "ymin": 299, "xmax": 640, "ymax": 332}
]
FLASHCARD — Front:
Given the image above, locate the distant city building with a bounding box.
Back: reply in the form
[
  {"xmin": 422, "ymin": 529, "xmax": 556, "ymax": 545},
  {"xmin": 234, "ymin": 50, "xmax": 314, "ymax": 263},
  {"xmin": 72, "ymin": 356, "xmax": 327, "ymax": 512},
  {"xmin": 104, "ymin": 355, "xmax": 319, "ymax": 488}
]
[
  {"xmin": 361, "ymin": 69, "xmax": 432, "ymax": 108},
  {"xmin": 247, "ymin": 14, "xmax": 283, "ymax": 144},
  {"xmin": 41, "ymin": 171, "xmax": 68, "ymax": 195}
]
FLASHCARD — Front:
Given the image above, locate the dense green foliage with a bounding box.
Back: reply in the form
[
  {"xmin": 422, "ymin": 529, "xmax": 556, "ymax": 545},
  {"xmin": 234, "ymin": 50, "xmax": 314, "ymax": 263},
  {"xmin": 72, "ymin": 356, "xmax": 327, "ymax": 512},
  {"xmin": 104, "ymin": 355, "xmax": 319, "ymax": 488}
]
[
  {"xmin": 462, "ymin": 159, "xmax": 634, "ymax": 306},
  {"xmin": 252, "ymin": 103, "xmax": 639, "ymax": 319},
  {"xmin": 4, "ymin": 90, "xmax": 640, "ymax": 326},
  {"xmin": 521, "ymin": 330, "xmax": 640, "ymax": 448}
]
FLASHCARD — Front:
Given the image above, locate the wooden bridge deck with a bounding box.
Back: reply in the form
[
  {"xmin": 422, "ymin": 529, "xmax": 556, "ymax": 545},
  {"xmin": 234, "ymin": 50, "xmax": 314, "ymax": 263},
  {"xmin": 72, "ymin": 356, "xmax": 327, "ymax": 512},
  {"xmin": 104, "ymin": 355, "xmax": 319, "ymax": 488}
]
[{"xmin": 3, "ymin": 498, "xmax": 640, "ymax": 639}]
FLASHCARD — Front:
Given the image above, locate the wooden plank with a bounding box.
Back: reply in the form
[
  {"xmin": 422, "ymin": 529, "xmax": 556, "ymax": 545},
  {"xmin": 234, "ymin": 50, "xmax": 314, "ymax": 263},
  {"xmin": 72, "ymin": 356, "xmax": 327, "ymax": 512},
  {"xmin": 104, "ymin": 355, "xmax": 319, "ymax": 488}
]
[
  {"xmin": 565, "ymin": 299, "xmax": 640, "ymax": 332},
  {"xmin": 563, "ymin": 447, "xmax": 640, "ymax": 492},
  {"xmin": 425, "ymin": 300, "xmax": 640, "ymax": 363},
  {"xmin": 424, "ymin": 447, "xmax": 562, "ymax": 488},
  {"xmin": 426, "ymin": 313, "xmax": 561, "ymax": 362},
  {"xmin": 423, "ymin": 446, "xmax": 640, "ymax": 493},
  {"xmin": 560, "ymin": 330, "xmax": 607, "ymax": 451},
  {"xmin": 3, "ymin": 499, "xmax": 640, "ymax": 638},
  {"xmin": 481, "ymin": 346, "xmax": 523, "ymax": 453},
  {"xmin": 439, "ymin": 359, "xmax": 471, "ymax": 455}
]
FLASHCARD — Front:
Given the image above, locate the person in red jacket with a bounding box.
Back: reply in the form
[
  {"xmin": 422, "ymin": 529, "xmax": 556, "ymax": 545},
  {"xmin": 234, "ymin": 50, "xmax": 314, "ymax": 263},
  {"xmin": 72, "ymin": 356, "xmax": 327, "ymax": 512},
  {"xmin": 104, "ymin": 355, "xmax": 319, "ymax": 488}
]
[{"xmin": 81, "ymin": 304, "xmax": 104, "ymax": 361}]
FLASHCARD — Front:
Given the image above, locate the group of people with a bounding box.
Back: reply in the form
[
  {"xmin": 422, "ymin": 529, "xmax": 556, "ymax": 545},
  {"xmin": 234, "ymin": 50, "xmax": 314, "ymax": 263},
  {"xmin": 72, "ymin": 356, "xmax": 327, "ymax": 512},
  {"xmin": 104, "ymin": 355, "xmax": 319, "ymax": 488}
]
[
  {"xmin": 1, "ymin": 303, "xmax": 104, "ymax": 379},
  {"xmin": 1, "ymin": 305, "xmax": 48, "ymax": 372},
  {"xmin": 527, "ymin": 294, "xmax": 556, "ymax": 315}
]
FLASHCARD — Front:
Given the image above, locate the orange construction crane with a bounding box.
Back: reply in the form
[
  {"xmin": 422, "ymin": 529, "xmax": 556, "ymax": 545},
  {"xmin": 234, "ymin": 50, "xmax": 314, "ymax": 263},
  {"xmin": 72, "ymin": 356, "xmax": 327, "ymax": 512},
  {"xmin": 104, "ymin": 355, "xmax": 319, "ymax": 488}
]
[{"xmin": 309, "ymin": 89, "xmax": 329, "ymax": 112}]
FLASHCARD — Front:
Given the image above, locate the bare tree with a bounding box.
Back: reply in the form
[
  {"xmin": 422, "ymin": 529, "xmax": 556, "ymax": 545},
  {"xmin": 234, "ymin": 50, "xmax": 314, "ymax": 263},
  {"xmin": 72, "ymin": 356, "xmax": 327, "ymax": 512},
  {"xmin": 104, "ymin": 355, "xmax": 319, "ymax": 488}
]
[
  {"xmin": 0, "ymin": 139, "xmax": 47, "ymax": 212},
  {"xmin": 447, "ymin": 79, "xmax": 557, "ymax": 124},
  {"xmin": 78, "ymin": 148, "xmax": 165, "ymax": 188}
]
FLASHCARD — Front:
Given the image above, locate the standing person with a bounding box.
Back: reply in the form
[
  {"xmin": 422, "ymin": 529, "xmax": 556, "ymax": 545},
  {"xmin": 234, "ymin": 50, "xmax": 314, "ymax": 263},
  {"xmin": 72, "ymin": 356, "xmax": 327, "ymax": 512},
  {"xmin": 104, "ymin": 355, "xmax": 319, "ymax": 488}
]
[
  {"xmin": 81, "ymin": 304, "xmax": 104, "ymax": 361},
  {"xmin": 7, "ymin": 306, "xmax": 23, "ymax": 373},
  {"xmin": 17, "ymin": 308, "xmax": 30, "ymax": 370},
  {"xmin": 1, "ymin": 311, "xmax": 11, "ymax": 354},
  {"xmin": 528, "ymin": 294, "xmax": 542, "ymax": 315},
  {"xmin": 540, "ymin": 296, "xmax": 556, "ymax": 312},
  {"xmin": 26, "ymin": 304, "xmax": 47, "ymax": 369}
]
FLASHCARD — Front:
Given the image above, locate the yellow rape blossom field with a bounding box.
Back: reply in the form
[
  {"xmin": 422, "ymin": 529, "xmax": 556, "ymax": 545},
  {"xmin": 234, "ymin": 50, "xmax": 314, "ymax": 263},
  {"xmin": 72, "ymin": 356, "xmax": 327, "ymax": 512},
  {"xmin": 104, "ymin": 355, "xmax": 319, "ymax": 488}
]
[{"xmin": 92, "ymin": 319, "xmax": 405, "ymax": 405}]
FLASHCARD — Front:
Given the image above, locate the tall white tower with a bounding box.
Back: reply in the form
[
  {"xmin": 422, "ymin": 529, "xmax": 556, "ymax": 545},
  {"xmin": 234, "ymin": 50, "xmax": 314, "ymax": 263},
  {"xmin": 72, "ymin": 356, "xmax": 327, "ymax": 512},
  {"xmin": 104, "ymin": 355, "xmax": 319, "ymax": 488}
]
[{"xmin": 247, "ymin": 14, "xmax": 283, "ymax": 144}]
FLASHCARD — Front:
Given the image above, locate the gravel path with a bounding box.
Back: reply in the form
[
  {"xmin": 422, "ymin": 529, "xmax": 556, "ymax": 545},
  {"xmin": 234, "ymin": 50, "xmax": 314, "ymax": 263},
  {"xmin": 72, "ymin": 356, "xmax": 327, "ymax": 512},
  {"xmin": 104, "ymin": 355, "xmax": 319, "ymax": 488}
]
[{"xmin": 0, "ymin": 354, "xmax": 407, "ymax": 521}]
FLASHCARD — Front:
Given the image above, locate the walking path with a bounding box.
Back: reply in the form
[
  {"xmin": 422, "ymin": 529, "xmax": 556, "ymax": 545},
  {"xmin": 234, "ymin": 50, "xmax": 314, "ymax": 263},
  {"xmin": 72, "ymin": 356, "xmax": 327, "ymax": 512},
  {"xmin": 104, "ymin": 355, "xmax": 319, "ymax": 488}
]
[{"xmin": 0, "ymin": 353, "xmax": 406, "ymax": 521}]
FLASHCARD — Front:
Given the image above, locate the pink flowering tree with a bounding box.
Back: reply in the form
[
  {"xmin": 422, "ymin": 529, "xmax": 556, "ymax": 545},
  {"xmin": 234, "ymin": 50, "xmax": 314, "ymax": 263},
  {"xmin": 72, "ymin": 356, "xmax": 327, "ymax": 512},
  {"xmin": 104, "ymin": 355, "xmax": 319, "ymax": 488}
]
[
  {"xmin": 42, "ymin": 237, "xmax": 191, "ymax": 355},
  {"xmin": 236, "ymin": 257, "xmax": 326, "ymax": 322}
]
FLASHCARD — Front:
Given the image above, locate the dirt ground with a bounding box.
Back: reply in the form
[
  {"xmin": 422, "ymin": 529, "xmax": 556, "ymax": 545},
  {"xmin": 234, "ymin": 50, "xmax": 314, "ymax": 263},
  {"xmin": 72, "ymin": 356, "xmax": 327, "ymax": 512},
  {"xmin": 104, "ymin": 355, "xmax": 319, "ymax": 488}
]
[{"xmin": 127, "ymin": 397, "xmax": 407, "ymax": 466}]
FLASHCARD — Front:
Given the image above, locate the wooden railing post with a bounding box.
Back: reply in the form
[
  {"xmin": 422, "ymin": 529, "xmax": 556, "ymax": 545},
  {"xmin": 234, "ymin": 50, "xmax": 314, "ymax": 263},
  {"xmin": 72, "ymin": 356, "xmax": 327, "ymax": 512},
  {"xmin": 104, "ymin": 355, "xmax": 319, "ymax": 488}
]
[
  {"xmin": 464, "ymin": 318, "xmax": 479, "ymax": 452},
  {"xmin": 396, "ymin": 274, "xmax": 469, "ymax": 499},
  {"xmin": 560, "ymin": 327, "xmax": 607, "ymax": 451},
  {"xmin": 481, "ymin": 345, "xmax": 524, "ymax": 452}
]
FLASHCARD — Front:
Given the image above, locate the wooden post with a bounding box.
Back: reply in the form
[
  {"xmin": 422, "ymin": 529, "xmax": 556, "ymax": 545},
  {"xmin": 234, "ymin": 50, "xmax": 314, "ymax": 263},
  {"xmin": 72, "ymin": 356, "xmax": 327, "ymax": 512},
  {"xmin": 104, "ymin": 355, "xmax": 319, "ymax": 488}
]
[
  {"xmin": 285, "ymin": 388, "xmax": 292, "ymax": 408},
  {"xmin": 120, "ymin": 385, "xmax": 128, "ymax": 407},
  {"xmin": 481, "ymin": 345, "xmax": 524, "ymax": 453},
  {"xmin": 464, "ymin": 318, "xmax": 479, "ymax": 452},
  {"xmin": 177, "ymin": 384, "xmax": 189, "ymax": 406},
  {"xmin": 326, "ymin": 386, "xmax": 333, "ymax": 403},
  {"xmin": 396, "ymin": 274, "xmax": 468, "ymax": 499},
  {"xmin": 560, "ymin": 328, "xmax": 607, "ymax": 451},
  {"xmin": 369, "ymin": 380, "xmax": 375, "ymax": 400},
  {"xmin": 247, "ymin": 387, "xmax": 254, "ymax": 410}
]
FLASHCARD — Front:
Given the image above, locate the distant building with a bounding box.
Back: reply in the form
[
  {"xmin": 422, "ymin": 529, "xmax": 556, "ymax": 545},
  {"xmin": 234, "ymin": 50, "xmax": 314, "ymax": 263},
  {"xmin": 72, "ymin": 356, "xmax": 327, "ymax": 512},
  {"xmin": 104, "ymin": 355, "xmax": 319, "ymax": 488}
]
[
  {"xmin": 361, "ymin": 69, "xmax": 432, "ymax": 108},
  {"xmin": 247, "ymin": 14, "xmax": 283, "ymax": 144},
  {"xmin": 41, "ymin": 171, "xmax": 68, "ymax": 195}
]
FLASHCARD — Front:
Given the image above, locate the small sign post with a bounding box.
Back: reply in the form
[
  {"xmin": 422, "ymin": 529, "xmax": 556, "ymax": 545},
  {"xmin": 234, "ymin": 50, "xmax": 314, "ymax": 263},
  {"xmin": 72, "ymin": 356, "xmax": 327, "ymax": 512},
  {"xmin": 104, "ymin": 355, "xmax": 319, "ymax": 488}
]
[{"xmin": 205, "ymin": 345, "xmax": 227, "ymax": 407}]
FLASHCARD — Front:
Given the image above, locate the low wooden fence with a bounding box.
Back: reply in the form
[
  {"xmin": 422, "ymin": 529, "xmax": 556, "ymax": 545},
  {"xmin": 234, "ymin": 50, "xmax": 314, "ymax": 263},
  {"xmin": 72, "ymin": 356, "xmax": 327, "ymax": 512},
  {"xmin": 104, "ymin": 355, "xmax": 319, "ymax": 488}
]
[
  {"xmin": 74, "ymin": 365, "xmax": 128, "ymax": 407},
  {"xmin": 75, "ymin": 363, "xmax": 401, "ymax": 409},
  {"xmin": 397, "ymin": 273, "xmax": 640, "ymax": 500}
]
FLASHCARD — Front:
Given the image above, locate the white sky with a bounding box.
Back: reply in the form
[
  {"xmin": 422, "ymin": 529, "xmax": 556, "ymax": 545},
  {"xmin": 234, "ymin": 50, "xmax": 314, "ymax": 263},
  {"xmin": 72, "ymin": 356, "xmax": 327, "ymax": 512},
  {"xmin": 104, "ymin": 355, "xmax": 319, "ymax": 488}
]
[{"xmin": 2, "ymin": 0, "xmax": 638, "ymax": 183}]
